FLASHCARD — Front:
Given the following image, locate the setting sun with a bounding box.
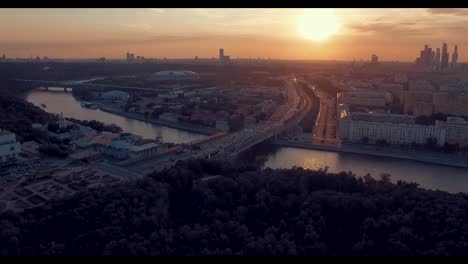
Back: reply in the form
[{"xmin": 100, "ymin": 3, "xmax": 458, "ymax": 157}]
[{"xmin": 297, "ymin": 9, "xmax": 341, "ymax": 42}]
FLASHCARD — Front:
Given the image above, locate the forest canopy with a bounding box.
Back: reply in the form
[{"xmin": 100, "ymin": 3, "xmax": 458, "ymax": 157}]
[{"xmin": 0, "ymin": 159, "xmax": 467, "ymax": 256}]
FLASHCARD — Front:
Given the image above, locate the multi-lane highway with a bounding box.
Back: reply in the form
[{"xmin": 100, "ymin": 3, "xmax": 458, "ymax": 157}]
[
  {"xmin": 219, "ymin": 77, "xmax": 313, "ymax": 158},
  {"xmin": 310, "ymin": 82, "xmax": 339, "ymax": 146},
  {"xmin": 127, "ymin": 76, "xmax": 314, "ymax": 174}
]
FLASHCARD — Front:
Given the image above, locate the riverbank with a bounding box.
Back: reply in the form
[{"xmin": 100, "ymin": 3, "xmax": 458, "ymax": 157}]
[
  {"xmin": 98, "ymin": 104, "xmax": 220, "ymax": 136},
  {"xmin": 274, "ymin": 139, "xmax": 468, "ymax": 168},
  {"xmin": 63, "ymin": 86, "xmax": 218, "ymax": 136}
]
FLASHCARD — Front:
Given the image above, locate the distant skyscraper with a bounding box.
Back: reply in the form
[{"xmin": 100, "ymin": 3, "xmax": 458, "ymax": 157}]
[
  {"xmin": 126, "ymin": 52, "xmax": 135, "ymax": 62},
  {"xmin": 452, "ymin": 45, "xmax": 459, "ymax": 68},
  {"xmin": 219, "ymin": 48, "xmax": 230, "ymax": 65},
  {"xmin": 441, "ymin": 43, "xmax": 449, "ymax": 70},
  {"xmin": 416, "ymin": 44, "xmax": 436, "ymax": 67},
  {"xmin": 371, "ymin": 54, "xmax": 378, "ymax": 64},
  {"xmin": 424, "ymin": 45, "xmax": 432, "ymax": 66},
  {"xmin": 435, "ymin": 48, "xmax": 441, "ymax": 68}
]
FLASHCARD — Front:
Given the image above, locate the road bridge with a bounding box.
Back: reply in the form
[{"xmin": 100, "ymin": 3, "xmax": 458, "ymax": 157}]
[{"xmin": 15, "ymin": 79, "xmax": 163, "ymax": 92}]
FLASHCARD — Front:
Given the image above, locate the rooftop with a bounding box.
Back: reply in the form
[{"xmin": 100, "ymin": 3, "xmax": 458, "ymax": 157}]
[
  {"xmin": 152, "ymin": 70, "xmax": 200, "ymax": 80},
  {"xmin": 129, "ymin": 143, "xmax": 160, "ymax": 153},
  {"xmin": 91, "ymin": 132, "xmax": 121, "ymax": 145},
  {"xmin": 351, "ymin": 112, "xmax": 416, "ymax": 124},
  {"xmin": 446, "ymin": 117, "xmax": 468, "ymax": 124}
]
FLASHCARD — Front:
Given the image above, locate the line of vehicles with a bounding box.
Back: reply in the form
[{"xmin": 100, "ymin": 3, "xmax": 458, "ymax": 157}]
[{"xmin": 141, "ymin": 75, "xmax": 312, "ymax": 167}]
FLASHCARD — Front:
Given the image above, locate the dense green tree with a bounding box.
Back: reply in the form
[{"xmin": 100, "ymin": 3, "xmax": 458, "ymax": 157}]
[{"xmin": 0, "ymin": 159, "xmax": 467, "ymax": 256}]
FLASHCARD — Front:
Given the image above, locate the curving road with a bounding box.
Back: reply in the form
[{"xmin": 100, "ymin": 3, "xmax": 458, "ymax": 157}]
[{"xmin": 127, "ymin": 75, "xmax": 314, "ymax": 175}]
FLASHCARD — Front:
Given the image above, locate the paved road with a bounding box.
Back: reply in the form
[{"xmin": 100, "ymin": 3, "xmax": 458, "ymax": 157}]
[
  {"xmin": 127, "ymin": 76, "xmax": 313, "ymax": 174},
  {"xmin": 309, "ymin": 80, "xmax": 340, "ymax": 147},
  {"xmin": 221, "ymin": 77, "xmax": 313, "ymax": 158}
]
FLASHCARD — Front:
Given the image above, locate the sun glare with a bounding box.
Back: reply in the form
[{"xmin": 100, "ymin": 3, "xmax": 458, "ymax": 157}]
[{"xmin": 297, "ymin": 9, "xmax": 341, "ymax": 42}]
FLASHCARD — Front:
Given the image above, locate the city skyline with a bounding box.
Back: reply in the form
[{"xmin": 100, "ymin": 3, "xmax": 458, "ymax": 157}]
[
  {"xmin": 2, "ymin": 8, "xmax": 468, "ymax": 62},
  {"xmin": 3, "ymin": 8, "xmax": 468, "ymax": 255}
]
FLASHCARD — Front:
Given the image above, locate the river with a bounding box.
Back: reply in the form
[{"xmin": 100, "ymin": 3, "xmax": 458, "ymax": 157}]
[
  {"xmin": 259, "ymin": 146, "xmax": 468, "ymax": 194},
  {"xmin": 26, "ymin": 89, "xmax": 468, "ymax": 194},
  {"xmin": 25, "ymin": 88, "xmax": 206, "ymax": 144}
]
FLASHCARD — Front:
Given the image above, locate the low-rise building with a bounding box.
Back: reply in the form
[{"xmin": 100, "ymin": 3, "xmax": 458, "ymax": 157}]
[
  {"xmin": 337, "ymin": 91, "xmax": 392, "ymax": 107},
  {"xmin": 158, "ymin": 93, "xmax": 179, "ymax": 99},
  {"xmin": 244, "ymin": 116, "xmax": 257, "ymax": 128},
  {"xmin": 31, "ymin": 123, "xmax": 44, "ymax": 130},
  {"xmin": 101, "ymin": 91, "xmax": 130, "ymax": 101},
  {"xmin": 260, "ymin": 100, "xmax": 276, "ymax": 114},
  {"xmin": 48, "ymin": 131, "xmax": 73, "ymax": 141},
  {"xmin": 402, "ymin": 90, "xmax": 433, "ymax": 115},
  {"xmin": 159, "ymin": 112, "xmax": 181, "ymax": 122},
  {"xmin": 436, "ymin": 117, "xmax": 468, "ymax": 146},
  {"xmin": 377, "ymin": 83, "xmax": 404, "ymax": 101},
  {"xmin": 129, "ymin": 143, "xmax": 164, "ymax": 160},
  {"xmin": 21, "ymin": 141, "xmax": 40, "ymax": 157},
  {"xmin": 394, "ymin": 73, "xmax": 408, "ymax": 84},
  {"xmin": 69, "ymin": 150, "xmax": 102, "ymax": 161},
  {"xmin": 215, "ymin": 119, "xmax": 230, "ymax": 132},
  {"xmin": 408, "ymin": 80, "xmax": 435, "ymax": 92},
  {"xmin": 0, "ymin": 130, "xmax": 21, "ymax": 167},
  {"xmin": 403, "ymin": 90, "xmax": 468, "ymax": 117},
  {"xmin": 433, "ymin": 92, "xmax": 468, "ymax": 117},
  {"xmin": 98, "ymin": 139, "xmax": 133, "ymax": 159},
  {"xmin": 346, "ymin": 80, "xmax": 372, "ymax": 90}
]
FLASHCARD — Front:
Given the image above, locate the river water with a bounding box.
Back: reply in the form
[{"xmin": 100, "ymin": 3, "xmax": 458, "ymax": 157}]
[
  {"xmin": 26, "ymin": 89, "xmax": 468, "ymax": 194},
  {"xmin": 25, "ymin": 88, "xmax": 206, "ymax": 144},
  {"xmin": 260, "ymin": 146, "xmax": 468, "ymax": 194}
]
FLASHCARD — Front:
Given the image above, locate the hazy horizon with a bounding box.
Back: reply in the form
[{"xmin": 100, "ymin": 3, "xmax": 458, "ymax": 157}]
[{"xmin": 2, "ymin": 8, "xmax": 468, "ymax": 62}]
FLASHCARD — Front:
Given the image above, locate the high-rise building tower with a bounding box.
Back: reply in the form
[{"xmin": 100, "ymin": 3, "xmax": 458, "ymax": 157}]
[
  {"xmin": 441, "ymin": 43, "xmax": 449, "ymax": 69},
  {"xmin": 219, "ymin": 48, "xmax": 230, "ymax": 65},
  {"xmin": 126, "ymin": 52, "xmax": 135, "ymax": 62},
  {"xmin": 371, "ymin": 54, "xmax": 378, "ymax": 64},
  {"xmin": 435, "ymin": 48, "xmax": 441, "ymax": 68},
  {"xmin": 452, "ymin": 45, "xmax": 459, "ymax": 68},
  {"xmin": 416, "ymin": 45, "xmax": 435, "ymax": 67}
]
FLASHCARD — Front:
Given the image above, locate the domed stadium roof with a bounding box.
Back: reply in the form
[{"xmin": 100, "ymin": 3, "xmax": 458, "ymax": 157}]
[{"xmin": 151, "ymin": 70, "xmax": 200, "ymax": 80}]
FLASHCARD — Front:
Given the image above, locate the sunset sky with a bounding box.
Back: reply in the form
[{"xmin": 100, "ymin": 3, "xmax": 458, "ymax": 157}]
[{"xmin": 1, "ymin": 8, "xmax": 468, "ymax": 62}]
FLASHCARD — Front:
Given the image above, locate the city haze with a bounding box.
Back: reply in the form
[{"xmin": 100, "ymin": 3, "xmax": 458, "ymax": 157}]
[{"xmin": 2, "ymin": 8, "xmax": 468, "ymax": 61}]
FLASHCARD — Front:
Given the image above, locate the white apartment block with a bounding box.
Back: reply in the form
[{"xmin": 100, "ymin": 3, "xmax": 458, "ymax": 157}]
[
  {"xmin": 337, "ymin": 104, "xmax": 446, "ymax": 146},
  {"xmin": 0, "ymin": 130, "xmax": 21, "ymax": 167},
  {"xmin": 347, "ymin": 121, "xmax": 446, "ymax": 146}
]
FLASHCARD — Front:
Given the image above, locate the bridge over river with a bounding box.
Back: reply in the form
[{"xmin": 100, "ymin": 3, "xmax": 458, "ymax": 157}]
[
  {"xmin": 126, "ymin": 76, "xmax": 315, "ymax": 174},
  {"xmin": 15, "ymin": 79, "xmax": 166, "ymax": 93}
]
